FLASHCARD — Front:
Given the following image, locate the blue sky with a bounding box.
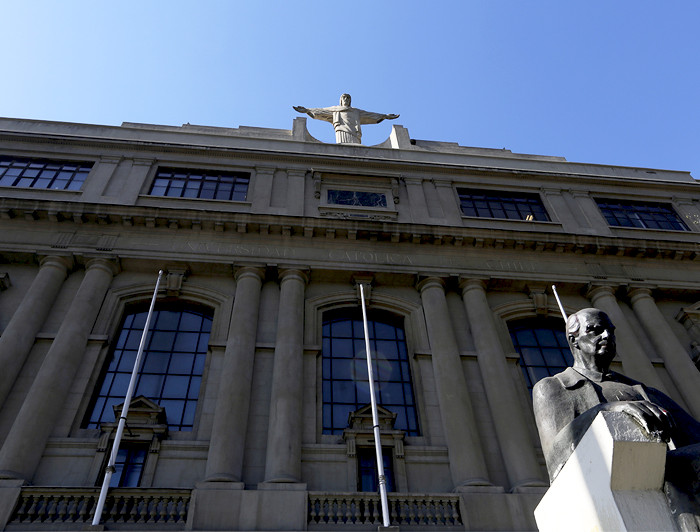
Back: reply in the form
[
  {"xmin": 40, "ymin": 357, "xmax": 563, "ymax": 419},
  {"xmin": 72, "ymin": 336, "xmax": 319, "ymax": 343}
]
[{"xmin": 2, "ymin": 1, "xmax": 699, "ymax": 177}]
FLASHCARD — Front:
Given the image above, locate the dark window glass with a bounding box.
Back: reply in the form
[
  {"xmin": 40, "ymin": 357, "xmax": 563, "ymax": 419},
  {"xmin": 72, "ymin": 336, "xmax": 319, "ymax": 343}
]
[
  {"xmin": 510, "ymin": 318, "xmax": 571, "ymax": 393},
  {"xmin": 149, "ymin": 167, "xmax": 250, "ymax": 201},
  {"xmin": 322, "ymin": 309, "xmax": 419, "ymax": 435},
  {"xmin": 357, "ymin": 448, "xmax": 395, "ymax": 492},
  {"xmin": 107, "ymin": 444, "xmax": 148, "ymax": 487},
  {"xmin": 0, "ymin": 155, "xmax": 92, "ymax": 190},
  {"xmin": 457, "ymin": 189, "xmax": 550, "ymax": 221},
  {"xmin": 596, "ymin": 199, "xmax": 689, "ymax": 231},
  {"xmin": 328, "ymin": 189, "xmax": 388, "ymax": 207},
  {"xmin": 85, "ymin": 306, "xmax": 212, "ymax": 431}
]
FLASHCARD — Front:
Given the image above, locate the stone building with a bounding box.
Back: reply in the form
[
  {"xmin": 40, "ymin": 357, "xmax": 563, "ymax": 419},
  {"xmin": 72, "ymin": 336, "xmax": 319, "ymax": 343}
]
[{"xmin": 0, "ymin": 114, "xmax": 699, "ymax": 531}]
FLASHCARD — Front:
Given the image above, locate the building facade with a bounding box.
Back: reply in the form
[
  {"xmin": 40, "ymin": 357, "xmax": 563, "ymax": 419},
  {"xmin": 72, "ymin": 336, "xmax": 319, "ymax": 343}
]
[{"xmin": 0, "ymin": 115, "xmax": 699, "ymax": 530}]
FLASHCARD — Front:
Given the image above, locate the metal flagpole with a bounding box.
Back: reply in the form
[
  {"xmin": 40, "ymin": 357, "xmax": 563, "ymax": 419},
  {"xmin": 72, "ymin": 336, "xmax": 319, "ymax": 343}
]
[
  {"xmin": 92, "ymin": 270, "xmax": 164, "ymax": 526},
  {"xmin": 359, "ymin": 283, "xmax": 391, "ymax": 528},
  {"xmin": 551, "ymin": 285, "xmax": 568, "ymax": 321}
]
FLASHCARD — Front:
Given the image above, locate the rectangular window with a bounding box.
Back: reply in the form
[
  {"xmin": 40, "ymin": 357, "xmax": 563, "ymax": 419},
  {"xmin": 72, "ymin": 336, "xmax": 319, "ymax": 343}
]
[
  {"xmin": 328, "ymin": 189, "xmax": 388, "ymax": 208},
  {"xmin": 0, "ymin": 155, "xmax": 92, "ymax": 190},
  {"xmin": 149, "ymin": 167, "xmax": 250, "ymax": 201},
  {"xmin": 457, "ymin": 188, "xmax": 550, "ymax": 221},
  {"xmin": 357, "ymin": 448, "xmax": 395, "ymax": 492},
  {"xmin": 102, "ymin": 443, "xmax": 148, "ymax": 488},
  {"xmin": 596, "ymin": 199, "xmax": 689, "ymax": 231}
]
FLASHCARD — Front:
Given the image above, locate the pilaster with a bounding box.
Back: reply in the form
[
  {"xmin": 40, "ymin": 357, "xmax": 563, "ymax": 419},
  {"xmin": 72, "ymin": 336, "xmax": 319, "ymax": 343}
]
[
  {"xmin": 263, "ymin": 268, "xmax": 308, "ymax": 484},
  {"xmin": 460, "ymin": 278, "xmax": 546, "ymax": 489},
  {"xmin": 628, "ymin": 286, "xmax": 700, "ymax": 417},
  {"xmin": 586, "ymin": 284, "xmax": 664, "ymax": 390},
  {"xmin": 416, "ymin": 276, "xmax": 491, "ymax": 489},
  {"xmin": 205, "ymin": 266, "xmax": 265, "ymax": 483},
  {"xmin": 0, "ymin": 257, "xmax": 117, "ymax": 481}
]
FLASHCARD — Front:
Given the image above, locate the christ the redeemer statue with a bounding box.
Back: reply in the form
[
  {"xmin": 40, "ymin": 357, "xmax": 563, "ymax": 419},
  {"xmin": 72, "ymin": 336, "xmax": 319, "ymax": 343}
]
[{"xmin": 293, "ymin": 93, "xmax": 399, "ymax": 145}]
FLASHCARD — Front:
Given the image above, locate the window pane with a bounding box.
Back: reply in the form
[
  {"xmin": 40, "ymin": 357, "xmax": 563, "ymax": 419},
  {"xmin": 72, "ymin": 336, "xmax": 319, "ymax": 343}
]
[
  {"xmin": 510, "ymin": 318, "xmax": 569, "ymax": 393},
  {"xmin": 148, "ymin": 167, "xmax": 250, "ymax": 201},
  {"xmin": 85, "ymin": 307, "xmax": 212, "ymax": 431},
  {"xmin": 457, "ymin": 188, "xmax": 550, "ymax": 221},
  {"xmin": 322, "ymin": 311, "xmax": 418, "ymax": 435}
]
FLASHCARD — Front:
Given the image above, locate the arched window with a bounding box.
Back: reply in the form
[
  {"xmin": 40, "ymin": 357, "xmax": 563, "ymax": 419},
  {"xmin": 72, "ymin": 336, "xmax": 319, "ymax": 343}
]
[
  {"xmin": 85, "ymin": 305, "xmax": 212, "ymax": 431},
  {"xmin": 509, "ymin": 318, "xmax": 572, "ymax": 393},
  {"xmin": 322, "ymin": 308, "xmax": 419, "ymax": 436}
]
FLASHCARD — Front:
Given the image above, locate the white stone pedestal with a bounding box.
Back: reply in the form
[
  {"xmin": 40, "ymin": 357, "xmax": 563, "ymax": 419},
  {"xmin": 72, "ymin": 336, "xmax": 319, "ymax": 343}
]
[{"xmin": 535, "ymin": 411, "xmax": 676, "ymax": 532}]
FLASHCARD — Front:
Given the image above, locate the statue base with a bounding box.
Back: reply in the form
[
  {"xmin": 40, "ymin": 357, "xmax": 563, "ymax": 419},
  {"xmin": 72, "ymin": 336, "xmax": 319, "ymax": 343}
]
[{"xmin": 534, "ymin": 411, "xmax": 676, "ymax": 531}]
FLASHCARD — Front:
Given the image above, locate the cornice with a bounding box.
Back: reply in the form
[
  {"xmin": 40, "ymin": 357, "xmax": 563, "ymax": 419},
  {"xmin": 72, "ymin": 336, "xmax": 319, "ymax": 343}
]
[
  {"xmin": 1, "ymin": 196, "xmax": 699, "ymax": 264},
  {"xmin": 1, "ymin": 130, "xmax": 698, "ymax": 192}
]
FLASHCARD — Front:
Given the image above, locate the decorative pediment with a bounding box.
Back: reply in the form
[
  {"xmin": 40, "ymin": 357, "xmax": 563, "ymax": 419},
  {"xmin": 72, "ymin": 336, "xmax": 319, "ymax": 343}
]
[
  {"xmin": 348, "ymin": 404, "xmax": 397, "ymax": 431},
  {"xmin": 342, "ymin": 405, "xmax": 405, "ymax": 459},
  {"xmin": 98, "ymin": 395, "xmax": 168, "ymax": 449},
  {"xmin": 111, "ymin": 395, "xmax": 167, "ymax": 426}
]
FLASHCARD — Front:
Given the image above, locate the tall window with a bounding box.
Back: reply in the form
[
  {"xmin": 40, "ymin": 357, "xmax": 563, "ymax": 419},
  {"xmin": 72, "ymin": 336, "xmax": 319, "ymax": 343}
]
[
  {"xmin": 106, "ymin": 444, "xmax": 148, "ymax": 487},
  {"xmin": 322, "ymin": 309, "xmax": 419, "ymax": 436},
  {"xmin": 357, "ymin": 448, "xmax": 395, "ymax": 492},
  {"xmin": 457, "ymin": 188, "xmax": 550, "ymax": 221},
  {"xmin": 85, "ymin": 305, "xmax": 212, "ymax": 431},
  {"xmin": 0, "ymin": 155, "xmax": 92, "ymax": 190},
  {"xmin": 149, "ymin": 167, "xmax": 250, "ymax": 201},
  {"xmin": 509, "ymin": 318, "xmax": 571, "ymax": 393},
  {"xmin": 596, "ymin": 199, "xmax": 689, "ymax": 231}
]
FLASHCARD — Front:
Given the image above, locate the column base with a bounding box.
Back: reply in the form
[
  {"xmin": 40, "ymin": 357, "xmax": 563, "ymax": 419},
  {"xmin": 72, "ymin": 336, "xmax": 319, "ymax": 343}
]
[
  {"xmin": 0, "ymin": 471, "xmax": 25, "ymax": 482},
  {"xmin": 202, "ymin": 472, "xmax": 243, "ymax": 484}
]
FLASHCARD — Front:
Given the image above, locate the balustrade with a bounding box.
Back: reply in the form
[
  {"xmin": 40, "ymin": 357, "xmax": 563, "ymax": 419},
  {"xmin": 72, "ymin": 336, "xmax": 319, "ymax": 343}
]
[
  {"xmin": 9, "ymin": 487, "xmax": 190, "ymax": 527},
  {"xmin": 308, "ymin": 492, "xmax": 462, "ymax": 528}
]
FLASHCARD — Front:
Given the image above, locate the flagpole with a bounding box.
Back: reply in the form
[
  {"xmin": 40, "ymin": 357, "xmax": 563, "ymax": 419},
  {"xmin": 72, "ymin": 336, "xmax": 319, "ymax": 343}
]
[
  {"xmin": 92, "ymin": 270, "xmax": 163, "ymax": 526},
  {"xmin": 359, "ymin": 283, "xmax": 390, "ymax": 528},
  {"xmin": 551, "ymin": 285, "xmax": 568, "ymax": 321}
]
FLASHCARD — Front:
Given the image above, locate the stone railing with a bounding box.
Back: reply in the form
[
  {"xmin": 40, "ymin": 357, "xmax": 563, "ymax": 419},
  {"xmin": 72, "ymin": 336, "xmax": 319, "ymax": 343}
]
[
  {"xmin": 8, "ymin": 487, "xmax": 190, "ymax": 527},
  {"xmin": 308, "ymin": 492, "xmax": 462, "ymax": 528}
]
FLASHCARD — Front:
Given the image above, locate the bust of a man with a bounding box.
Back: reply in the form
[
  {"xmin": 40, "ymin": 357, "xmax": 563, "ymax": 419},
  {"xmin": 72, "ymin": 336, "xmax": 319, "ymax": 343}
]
[{"xmin": 533, "ymin": 308, "xmax": 700, "ymax": 481}]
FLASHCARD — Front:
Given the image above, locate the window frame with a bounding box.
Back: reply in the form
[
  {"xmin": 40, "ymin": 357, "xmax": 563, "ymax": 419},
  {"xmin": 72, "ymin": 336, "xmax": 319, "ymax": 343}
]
[
  {"xmin": 456, "ymin": 187, "xmax": 551, "ymax": 222},
  {"xmin": 320, "ymin": 308, "xmax": 420, "ymax": 437},
  {"xmin": 83, "ymin": 303, "xmax": 214, "ymax": 433},
  {"xmin": 0, "ymin": 155, "xmax": 93, "ymax": 191},
  {"xmin": 146, "ymin": 166, "xmax": 252, "ymax": 202},
  {"xmin": 317, "ymin": 174, "xmax": 398, "ymax": 220},
  {"xmin": 595, "ymin": 198, "xmax": 690, "ymax": 231},
  {"xmin": 509, "ymin": 317, "xmax": 572, "ymax": 393}
]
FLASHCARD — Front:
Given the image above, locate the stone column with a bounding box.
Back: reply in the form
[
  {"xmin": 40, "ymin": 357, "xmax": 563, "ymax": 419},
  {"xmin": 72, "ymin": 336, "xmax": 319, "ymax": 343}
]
[
  {"xmin": 205, "ymin": 267, "xmax": 264, "ymax": 482},
  {"xmin": 0, "ymin": 256, "xmax": 72, "ymax": 407},
  {"xmin": 460, "ymin": 279, "xmax": 545, "ymax": 488},
  {"xmin": 417, "ymin": 277, "xmax": 491, "ymax": 488},
  {"xmin": 263, "ymin": 268, "xmax": 308, "ymax": 484},
  {"xmin": 0, "ymin": 258, "xmax": 117, "ymax": 481},
  {"xmin": 587, "ymin": 284, "xmax": 665, "ymax": 390},
  {"xmin": 628, "ymin": 287, "xmax": 700, "ymax": 418}
]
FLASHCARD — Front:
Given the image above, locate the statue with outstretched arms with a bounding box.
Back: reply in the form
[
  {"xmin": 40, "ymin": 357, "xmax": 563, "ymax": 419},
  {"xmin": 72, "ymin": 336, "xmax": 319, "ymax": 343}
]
[{"xmin": 294, "ymin": 93, "xmax": 399, "ymax": 145}]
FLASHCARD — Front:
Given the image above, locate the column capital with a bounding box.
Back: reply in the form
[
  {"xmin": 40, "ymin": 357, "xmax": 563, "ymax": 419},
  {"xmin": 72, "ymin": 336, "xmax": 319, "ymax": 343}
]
[
  {"xmin": 627, "ymin": 285, "xmax": 655, "ymax": 304},
  {"xmin": 234, "ymin": 266, "xmax": 265, "ymax": 283},
  {"xmin": 254, "ymin": 166, "xmax": 276, "ymax": 176},
  {"xmin": 586, "ymin": 283, "xmax": 618, "ymax": 302},
  {"xmin": 458, "ymin": 277, "xmax": 488, "ymax": 294},
  {"xmin": 85, "ymin": 257, "xmax": 120, "ymax": 276},
  {"xmin": 278, "ymin": 267, "xmax": 309, "ymax": 285},
  {"xmin": 38, "ymin": 255, "xmax": 73, "ymax": 272},
  {"xmin": 416, "ymin": 276, "xmax": 445, "ymax": 293}
]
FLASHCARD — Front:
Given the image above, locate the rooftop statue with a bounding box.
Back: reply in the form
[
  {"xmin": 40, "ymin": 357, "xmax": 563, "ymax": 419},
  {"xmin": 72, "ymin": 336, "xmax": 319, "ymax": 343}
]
[
  {"xmin": 293, "ymin": 93, "xmax": 399, "ymax": 145},
  {"xmin": 533, "ymin": 308, "xmax": 700, "ymax": 527}
]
